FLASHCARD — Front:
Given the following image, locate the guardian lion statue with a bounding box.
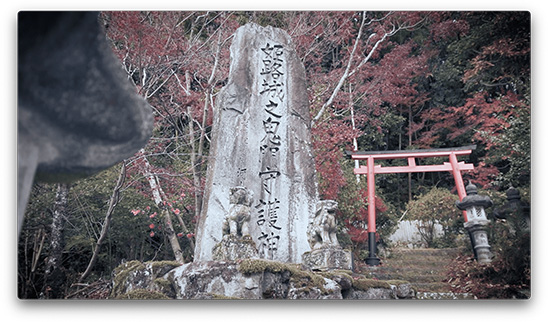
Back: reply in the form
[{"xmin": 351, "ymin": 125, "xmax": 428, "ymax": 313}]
[
  {"xmin": 222, "ymin": 187, "xmax": 253, "ymax": 237},
  {"xmin": 307, "ymin": 200, "xmax": 339, "ymax": 249}
]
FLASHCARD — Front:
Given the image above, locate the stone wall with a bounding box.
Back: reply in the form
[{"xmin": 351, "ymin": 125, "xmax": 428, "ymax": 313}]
[{"xmin": 388, "ymin": 220, "xmax": 445, "ymax": 247}]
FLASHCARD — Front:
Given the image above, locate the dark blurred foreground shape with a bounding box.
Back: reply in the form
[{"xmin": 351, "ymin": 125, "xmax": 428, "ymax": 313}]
[{"xmin": 17, "ymin": 11, "xmax": 153, "ymax": 232}]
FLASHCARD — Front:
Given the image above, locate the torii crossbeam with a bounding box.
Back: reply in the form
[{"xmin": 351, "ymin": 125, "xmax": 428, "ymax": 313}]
[{"xmin": 346, "ymin": 145, "xmax": 476, "ymax": 265}]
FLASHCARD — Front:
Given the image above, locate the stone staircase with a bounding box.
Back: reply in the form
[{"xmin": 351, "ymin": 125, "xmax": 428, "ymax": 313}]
[{"xmin": 359, "ymin": 247, "xmax": 476, "ymax": 299}]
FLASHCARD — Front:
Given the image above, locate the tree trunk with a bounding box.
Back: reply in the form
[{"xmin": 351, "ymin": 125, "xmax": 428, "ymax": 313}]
[
  {"xmin": 349, "ymin": 83, "xmax": 360, "ymax": 183},
  {"xmin": 408, "ymin": 105, "xmax": 412, "ymax": 202},
  {"xmin": 79, "ymin": 162, "xmax": 126, "ymax": 283},
  {"xmin": 188, "ymin": 28, "xmax": 222, "ymax": 221},
  {"xmin": 141, "ymin": 149, "xmax": 185, "ymax": 263},
  {"xmin": 187, "ymin": 104, "xmax": 202, "ymax": 223},
  {"xmin": 158, "ymin": 186, "xmax": 195, "ymax": 252},
  {"xmin": 159, "ymin": 208, "xmax": 184, "ymax": 261},
  {"xmin": 42, "ymin": 183, "xmax": 70, "ymax": 299}
]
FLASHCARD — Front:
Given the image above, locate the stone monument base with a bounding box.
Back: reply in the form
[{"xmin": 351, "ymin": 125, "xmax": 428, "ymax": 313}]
[
  {"xmin": 111, "ymin": 259, "xmax": 416, "ymax": 299},
  {"xmin": 212, "ymin": 234, "xmax": 259, "ymax": 261},
  {"xmin": 302, "ymin": 247, "xmax": 353, "ymax": 271}
]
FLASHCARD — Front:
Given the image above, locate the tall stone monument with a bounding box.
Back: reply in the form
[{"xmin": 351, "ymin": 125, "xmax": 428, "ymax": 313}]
[{"xmin": 194, "ymin": 23, "xmax": 318, "ymax": 263}]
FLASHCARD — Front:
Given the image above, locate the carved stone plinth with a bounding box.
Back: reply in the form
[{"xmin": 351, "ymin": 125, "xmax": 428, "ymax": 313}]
[
  {"xmin": 212, "ymin": 234, "xmax": 259, "ymax": 262},
  {"xmin": 302, "ymin": 247, "xmax": 353, "ymax": 271}
]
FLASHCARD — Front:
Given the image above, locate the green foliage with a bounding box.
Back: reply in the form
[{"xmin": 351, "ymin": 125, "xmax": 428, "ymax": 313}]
[
  {"xmin": 485, "ymin": 103, "xmax": 531, "ymax": 189},
  {"xmin": 18, "ymin": 183, "xmax": 58, "ymax": 298},
  {"xmin": 68, "ymin": 165, "xmax": 174, "ymax": 270},
  {"xmin": 406, "ymin": 187, "xmax": 463, "ymax": 248},
  {"xmin": 18, "ymin": 163, "xmax": 188, "ymax": 298}
]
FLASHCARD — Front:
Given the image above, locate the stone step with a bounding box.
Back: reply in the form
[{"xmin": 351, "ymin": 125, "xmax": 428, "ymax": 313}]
[
  {"xmin": 376, "ymin": 271, "xmax": 448, "ymax": 283},
  {"xmin": 365, "ymin": 247, "xmax": 465, "ymax": 294},
  {"xmin": 392, "ymin": 248, "xmax": 464, "ymax": 256},
  {"xmin": 412, "ymin": 282, "xmax": 452, "ymax": 293},
  {"xmin": 379, "ymin": 260, "xmax": 453, "ymax": 271}
]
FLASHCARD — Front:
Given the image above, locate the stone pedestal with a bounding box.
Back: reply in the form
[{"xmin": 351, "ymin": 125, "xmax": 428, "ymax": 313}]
[
  {"xmin": 464, "ymin": 219, "xmax": 492, "ymax": 264},
  {"xmin": 302, "ymin": 247, "xmax": 353, "ymax": 271},
  {"xmin": 212, "ymin": 234, "xmax": 259, "ymax": 262}
]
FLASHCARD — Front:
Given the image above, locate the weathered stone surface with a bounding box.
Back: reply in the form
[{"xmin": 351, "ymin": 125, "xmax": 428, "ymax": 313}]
[
  {"xmin": 167, "ymin": 260, "xmax": 343, "ymax": 300},
  {"xmin": 328, "ymin": 273, "xmax": 353, "ymax": 291},
  {"xmin": 168, "ymin": 261, "xmax": 264, "ymax": 299},
  {"xmin": 302, "ymin": 200, "xmax": 352, "ymax": 270},
  {"xmin": 17, "ymin": 12, "xmax": 153, "ymax": 230},
  {"xmin": 195, "ymin": 23, "xmax": 317, "ymax": 263},
  {"xmin": 212, "ymin": 234, "xmax": 259, "ymax": 261},
  {"xmin": 415, "ymin": 292, "xmax": 476, "ymax": 300},
  {"xmin": 286, "ymin": 277, "xmax": 343, "ymax": 300},
  {"xmin": 302, "ymin": 247, "xmax": 353, "ymax": 271},
  {"xmin": 307, "ymin": 200, "xmax": 340, "ymax": 249},
  {"xmin": 395, "ymin": 282, "xmax": 415, "ymax": 298},
  {"xmin": 110, "ymin": 260, "xmax": 181, "ymax": 298},
  {"xmin": 111, "ymin": 259, "xmax": 415, "ymax": 300},
  {"xmin": 345, "ymin": 283, "xmax": 415, "ymax": 300},
  {"xmin": 345, "ymin": 287, "xmax": 395, "ymax": 300}
]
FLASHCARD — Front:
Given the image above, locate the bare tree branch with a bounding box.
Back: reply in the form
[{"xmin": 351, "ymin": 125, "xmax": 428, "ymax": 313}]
[
  {"xmin": 79, "ymin": 161, "xmax": 126, "ymax": 283},
  {"xmin": 311, "ymin": 11, "xmax": 421, "ymax": 125},
  {"xmin": 312, "ymin": 11, "xmax": 368, "ymax": 124}
]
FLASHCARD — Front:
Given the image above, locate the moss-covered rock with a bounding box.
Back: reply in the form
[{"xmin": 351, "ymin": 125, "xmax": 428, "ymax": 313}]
[
  {"xmin": 110, "ymin": 260, "xmax": 182, "ymax": 298},
  {"xmin": 352, "ymin": 278, "xmax": 393, "ymax": 290},
  {"xmin": 211, "ymin": 293, "xmax": 244, "ymax": 300},
  {"xmin": 238, "ymin": 259, "xmax": 332, "ymax": 296},
  {"xmin": 148, "ymin": 261, "xmax": 182, "ymax": 277},
  {"xmin": 114, "ymin": 289, "xmax": 171, "ymax": 300},
  {"xmin": 238, "ymin": 258, "xmax": 292, "ymax": 274},
  {"xmin": 111, "ymin": 260, "xmax": 146, "ymax": 298},
  {"xmin": 111, "ymin": 258, "xmax": 414, "ymax": 300}
]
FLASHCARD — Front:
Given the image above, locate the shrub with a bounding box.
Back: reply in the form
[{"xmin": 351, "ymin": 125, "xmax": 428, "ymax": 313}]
[{"xmin": 406, "ymin": 187, "xmax": 463, "ymax": 248}]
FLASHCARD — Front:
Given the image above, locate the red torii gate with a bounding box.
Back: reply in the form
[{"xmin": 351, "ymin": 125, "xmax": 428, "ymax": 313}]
[{"xmin": 347, "ymin": 145, "xmax": 476, "ymax": 265}]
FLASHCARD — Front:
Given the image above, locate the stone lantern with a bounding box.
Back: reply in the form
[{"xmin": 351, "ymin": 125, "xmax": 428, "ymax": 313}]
[
  {"xmin": 456, "ymin": 182, "xmax": 493, "ymax": 264},
  {"xmin": 494, "ymin": 186, "xmax": 530, "ymax": 233}
]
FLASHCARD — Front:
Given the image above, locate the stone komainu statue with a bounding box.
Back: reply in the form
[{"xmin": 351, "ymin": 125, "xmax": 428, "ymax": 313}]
[
  {"xmin": 307, "ymin": 200, "xmax": 339, "ymax": 249},
  {"xmin": 222, "ymin": 187, "xmax": 253, "ymax": 237}
]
